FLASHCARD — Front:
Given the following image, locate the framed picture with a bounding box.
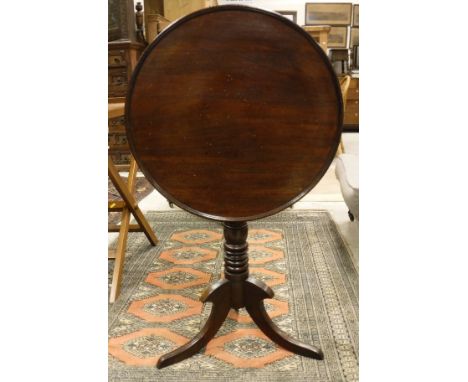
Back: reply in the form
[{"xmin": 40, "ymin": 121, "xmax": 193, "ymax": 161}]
[
  {"xmin": 350, "ymin": 27, "xmax": 359, "ymax": 47},
  {"xmin": 305, "ymin": 3, "xmax": 352, "ymax": 26},
  {"xmin": 328, "ymin": 26, "xmax": 348, "ymax": 48},
  {"xmin": 352, "ymin": 4, "xmax": 359, "ymax": 27},
  {"xmin": 276, "ymin": 10, "xmax": 297, "ymax": 24}
]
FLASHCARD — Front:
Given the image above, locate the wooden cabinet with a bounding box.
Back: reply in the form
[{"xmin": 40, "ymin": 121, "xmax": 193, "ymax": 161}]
[
  {"xmin": 108, "ymin": 40, "xmax": 144, "ymax": 165},
  {"xmin": 109, "ymin": 0, "xmax": 138, "ymax": 42},
  {"xmin": 108, "ymin": 112, "xmax": 131, "ymax": 166},
  {"xmin": 343, "ymin": 77, "xmax": 359, "ymax": 131},
  {"xmin": 108, "ymin": 0, "xmax": 146, "ymax": 165},
  {"xmin": 108, "ymin": 40, "xmax": 145, "ymax": 99}
]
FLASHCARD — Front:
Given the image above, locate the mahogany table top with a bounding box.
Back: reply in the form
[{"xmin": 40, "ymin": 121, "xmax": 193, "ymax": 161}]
[{"xmin": 126, "ymin": 5, "xmax": 343, "ymax": 222}]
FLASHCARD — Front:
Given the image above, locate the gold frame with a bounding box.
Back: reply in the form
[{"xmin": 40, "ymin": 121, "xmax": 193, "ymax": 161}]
[
  {"xmin": 352, "ymin": 4, "xmax": 359, "ymax": 27},
  {"xmin": 350, "ymin": 27, "xmax": 359, "ymax": 47},
  {"xmin": 328, "ymin": 26, "xmax": 348, "ymax": 48}
]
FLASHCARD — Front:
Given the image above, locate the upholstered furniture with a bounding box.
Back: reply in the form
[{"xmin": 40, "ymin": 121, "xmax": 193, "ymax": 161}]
[{"xmin": 335, "ymin": 154, "xmax": 359, "ymax": 221}]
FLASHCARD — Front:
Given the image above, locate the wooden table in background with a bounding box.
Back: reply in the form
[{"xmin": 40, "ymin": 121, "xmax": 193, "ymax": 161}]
[{"xmin": 302, "ymin": 25, "xmax": 331, "ymax": 52}]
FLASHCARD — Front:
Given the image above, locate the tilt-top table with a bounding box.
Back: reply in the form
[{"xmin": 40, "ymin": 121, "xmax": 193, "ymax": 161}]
[{"xmin": 125, "ymin": 5, "xmax": 343, "ymax": 369}]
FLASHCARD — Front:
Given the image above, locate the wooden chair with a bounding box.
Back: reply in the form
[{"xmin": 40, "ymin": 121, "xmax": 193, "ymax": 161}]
[
  {"xmin": 108, "ymin": 103, "xmax": 158, "ymax": 302},
  {"xmin": 336, "ymin": 75, "xmax": 351, "ymax": 156}
]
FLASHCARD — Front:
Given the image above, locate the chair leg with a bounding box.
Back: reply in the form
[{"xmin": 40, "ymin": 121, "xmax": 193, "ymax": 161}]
[
  {"xmin": 108, "ymin": 157, "xmax": 158, "ymax": 245},
  {"xmin": 109, "ymin": 207, "xmax": 131, "ymax": 302},
  {"xmin": 109, "ymin": 156, "xmax": 158, "ymax": 302},
  {"xmin": 109, "ymin": 158, "xmax": 138, "ymax": 302}
]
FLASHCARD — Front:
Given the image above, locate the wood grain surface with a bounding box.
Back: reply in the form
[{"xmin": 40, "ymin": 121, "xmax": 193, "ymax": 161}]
[{"xmin": 126, "ymin": 5, "xmax": 343, "ymax": 221}]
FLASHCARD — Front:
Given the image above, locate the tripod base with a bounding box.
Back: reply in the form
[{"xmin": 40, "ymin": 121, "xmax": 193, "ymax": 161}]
[{"xmin": 157, "ymin": 276, "xmax": 323, "ymax": 369}]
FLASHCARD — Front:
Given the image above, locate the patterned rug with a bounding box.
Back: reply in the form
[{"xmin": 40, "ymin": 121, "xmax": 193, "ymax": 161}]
[
  {"xmin": 108, "ymin": 177, "xmax": 154, "ymax": 225},
  {"xmin": 108, "ymin": 210, "xmax": 358, "ymax": 381}
]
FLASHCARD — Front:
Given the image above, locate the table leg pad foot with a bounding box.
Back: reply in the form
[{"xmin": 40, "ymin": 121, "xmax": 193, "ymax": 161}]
[
  {"xmin": 244, "ymin": 278, "xmax": 324, "ymax": 360},
  {"xmin": 157, "ymin": 280, "xmax": 231, "ymax": 369}
]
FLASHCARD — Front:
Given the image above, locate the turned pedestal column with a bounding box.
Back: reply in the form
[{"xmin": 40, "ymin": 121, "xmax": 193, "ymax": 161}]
[{"xmin": 157, "ymin": 222, "xmax": 323, "ymax": 368}]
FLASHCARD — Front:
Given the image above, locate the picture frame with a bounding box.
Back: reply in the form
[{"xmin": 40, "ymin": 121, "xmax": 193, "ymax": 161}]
[
  {"xmin": 275, "ymin": 10, "xmax": 297, "ymax": 24},
  {"xmin": 327, "ymin": 26, "xmax": 348, "ymax": 48},
  {"xmin": 352, "ymin": 4, "xmax": 359, "ymax": 27},
  {"xmin": 305, "ymin": 3, "xmax": 352, "ymax": 26},
  {"xmin": 350, "ymin": 27, "xmax": 359, "ymax": 47}
]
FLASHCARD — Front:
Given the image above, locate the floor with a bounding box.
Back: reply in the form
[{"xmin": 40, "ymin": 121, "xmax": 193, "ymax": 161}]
[{"xmin": 112, "ymin": 132, "xmax": 359, "ymax": 269}]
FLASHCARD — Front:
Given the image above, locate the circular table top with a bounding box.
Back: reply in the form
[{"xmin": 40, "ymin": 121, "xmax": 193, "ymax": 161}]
[{"xmin": 126, "ymin": 5, "xmax": 343, "ymax": 222}]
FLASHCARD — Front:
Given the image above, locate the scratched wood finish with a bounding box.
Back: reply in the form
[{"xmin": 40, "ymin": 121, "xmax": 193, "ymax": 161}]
[{"xmin": 126, "ymin": 5, "xmax": 343, "ymax": 221}]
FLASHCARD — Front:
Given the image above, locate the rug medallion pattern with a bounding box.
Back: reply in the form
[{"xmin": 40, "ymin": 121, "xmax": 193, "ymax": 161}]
[{"xmin": 108, "ymin": 210, "xmax": 358, "ymax": 381}]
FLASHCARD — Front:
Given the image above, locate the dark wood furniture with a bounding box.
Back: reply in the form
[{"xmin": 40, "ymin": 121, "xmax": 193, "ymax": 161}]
[
  {"xmin": 108, "ymin": 0, "xmax": 146, "ymax": 99},
  {"xmin": 126, "ymin": 5, "xmax": 342, "ymax": 368},
  {"xmin": 108, "ymin": 0, "xmax": 145, "ymax": 100},
  {"xmin": 109, "ymin": 0, "xmax": 146, "ymax": 164},
  {"xmin": 329, "ymin": 48, "xmax": 349, "ymax": 75},
  {"xmin": 108, "ymin": 40, "xmax": 145, "ymax": 99},
  {"xmin": 109, "ymin": 0, "xmax": 138, "ymax": 42},
  {"xmin": 108, "ymin": 38, "xmax": 145, "ymax": 165},
  {"xmin": 108, "ymin": 39, "xmax": 145, "ymax": 164}
]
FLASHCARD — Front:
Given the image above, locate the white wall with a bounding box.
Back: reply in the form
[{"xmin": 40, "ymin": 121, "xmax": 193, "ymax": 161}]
[{"xmin": 218, "ymin": 0, "xmax": 358, "ymax": 26}]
